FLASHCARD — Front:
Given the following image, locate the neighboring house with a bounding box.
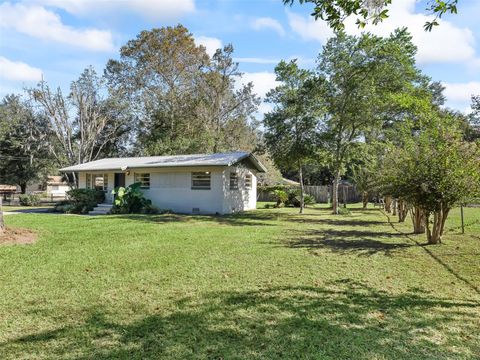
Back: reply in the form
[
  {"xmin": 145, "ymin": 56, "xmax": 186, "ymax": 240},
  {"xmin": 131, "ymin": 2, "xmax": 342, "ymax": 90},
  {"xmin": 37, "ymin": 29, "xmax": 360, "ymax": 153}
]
[
  {"xmin": 60, "ymin": 152, "xmax": 266, "ymax": 214},
  {"xmin": 25, "ymin": 176, "xmax": 70, "ymax": 198}
]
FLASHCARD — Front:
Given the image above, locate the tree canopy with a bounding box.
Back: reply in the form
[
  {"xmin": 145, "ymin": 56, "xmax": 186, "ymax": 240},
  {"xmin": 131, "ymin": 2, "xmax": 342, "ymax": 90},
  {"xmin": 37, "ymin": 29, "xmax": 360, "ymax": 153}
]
[{"xmin": 283, "ymin": 0, "xmax": 459, "ymax": 31}]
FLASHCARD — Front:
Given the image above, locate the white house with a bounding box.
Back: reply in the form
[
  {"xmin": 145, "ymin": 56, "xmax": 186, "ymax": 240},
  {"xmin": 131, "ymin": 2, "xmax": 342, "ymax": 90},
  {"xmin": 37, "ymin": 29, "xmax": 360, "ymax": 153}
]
[
  {"xmin": 25, "ymin": 176, "xmax": 70, "ymax": 198},
  {"xmin": 60, "ymin": 152, "xmax": 266, "ymax": 214}
]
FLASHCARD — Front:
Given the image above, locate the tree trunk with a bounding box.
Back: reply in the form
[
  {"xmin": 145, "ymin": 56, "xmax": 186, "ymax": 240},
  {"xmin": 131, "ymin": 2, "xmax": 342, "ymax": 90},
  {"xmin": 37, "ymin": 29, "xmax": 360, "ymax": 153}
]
[
  {"xmin": 392, "ymin": 199, "xmax": 397, "ymax": 216},
  {"xmin": 332, "ymin": 170, "xmax": 340, "ymax": 215},
  {"xmin": 362, "ymin": 191, "xmax": 368, "ymax": 209},
  {"xmin": 0, "ymin": 198, "xmax": 4, "ymax": 233},
  {"xmin": 384, "ymin": 196, "xmax": 392, "ymax": 213},
  {"xmin": 398, "ymin": 199, "xmax": 408, "ymax": 222},
  {"xmin": 298, "ymin": 163, "xmax": 304, "ymax": 214},
  {"xmin": 426, "ymin": 204, "xmax": 450, "ymax": 244},
  {"xmin": 20, "ymin": 183, "xmax": 27, "ymax": 194},
  {"xmin": 411, "ymin": 206, "xmax": 425, "ymax": 234}
]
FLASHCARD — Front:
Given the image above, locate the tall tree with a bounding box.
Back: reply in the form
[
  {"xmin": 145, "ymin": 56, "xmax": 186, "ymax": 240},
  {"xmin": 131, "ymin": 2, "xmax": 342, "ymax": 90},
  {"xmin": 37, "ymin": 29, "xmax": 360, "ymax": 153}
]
[
  {"xmin": 316, "ymin": 29, "xmax": 423, "ymax": 214},
  {"xmin": 283, "ymin": 0, "xmax": 459, "ymax": 31},
  {"xmin": 0, "ymin": 95, "xmax": 51, "ymax": 193},
  {"xmin": 263, "ymin": 60, "xmax": 322, "ymax": 213},
  {"xmin": 105, "ymin": 25, "xmax": 259, "ymax": 155},
  {"xmin": 196, "ymin": 44, "xmax": 260, "ymax": 153},
  {"xmin": 30, "ymin": 67, "xmax": 129, "ymax": 183}
]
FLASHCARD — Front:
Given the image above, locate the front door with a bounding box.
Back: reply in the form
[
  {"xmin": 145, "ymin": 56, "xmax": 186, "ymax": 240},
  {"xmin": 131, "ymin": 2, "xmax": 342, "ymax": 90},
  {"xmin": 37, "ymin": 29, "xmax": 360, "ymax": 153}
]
[{"xmin": 114, "ymin": 173, "xmax": 126, "ymax": 188}]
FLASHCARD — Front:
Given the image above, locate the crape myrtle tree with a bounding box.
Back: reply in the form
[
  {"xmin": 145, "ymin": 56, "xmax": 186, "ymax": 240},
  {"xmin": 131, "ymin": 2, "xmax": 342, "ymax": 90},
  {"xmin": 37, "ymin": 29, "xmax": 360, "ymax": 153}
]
[
  {"xmin": 316, "ymin": 29, "xmax": 423, "ymax": 214},
  {"xmin": 381, "ymin": 113, "xmax": 480, "ymax": 244},
  {"xmin": 263, "ymin": 60, "xmax": 322, "ymax": 213},
  {"xmin": 0, "ymin": 95, "xmax": 52, "ymax": 193},
  {"xmin": 283, "ymin": 0, "xmax": 459, "ymax": 31}
]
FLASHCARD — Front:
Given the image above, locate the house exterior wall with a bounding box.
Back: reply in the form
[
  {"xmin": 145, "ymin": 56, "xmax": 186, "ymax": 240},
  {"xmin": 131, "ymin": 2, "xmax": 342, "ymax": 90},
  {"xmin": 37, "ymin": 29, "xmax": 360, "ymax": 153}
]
[
  {"xmin": 76, "ymin": 165, "xmax": 258, "ymax": 214},
  {"xmin": 221, "ymin": 166, "xmax": 257, "ymax": 213}
]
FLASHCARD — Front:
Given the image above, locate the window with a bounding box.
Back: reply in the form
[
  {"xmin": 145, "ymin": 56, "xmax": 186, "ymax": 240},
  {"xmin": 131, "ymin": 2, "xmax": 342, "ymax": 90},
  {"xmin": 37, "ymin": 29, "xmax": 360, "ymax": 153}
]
[
  {"xmin": 229, "ymin": 172, "xmax": 238, "ymax": 190},
  {"xmin": 86, "ymin": 173, "xmax": 91, "ymax": 189},
  {"xmin": 245, "ymin": 174, "xmax": 252, "ymax": 189},
  {"xmin": 192, "ymin": 172, "xmax": 211, "ymax": 190},
  {"xmin": 103, "ymin": 173, "xmax": 109, "ymax": 190},
  {"xmin": 86, "ymin": 173, "xmax": 108, "ymax": 191},
  {"xmin": 94, "ymin": 174, "xmax": 108, "ymax": 191},
  {"xmin": 134, "ymin": 173, "xmax": 150, "ymax": 189}
]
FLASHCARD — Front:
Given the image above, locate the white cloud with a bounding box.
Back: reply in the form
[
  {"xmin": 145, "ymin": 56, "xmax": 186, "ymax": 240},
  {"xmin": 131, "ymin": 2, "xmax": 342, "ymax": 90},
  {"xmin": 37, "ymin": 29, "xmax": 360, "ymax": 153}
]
[
  {"xmin": 252, "ymin": 17, "xmax": 285, "ymax": 37},
  {"xmin": 287, "ymin": 11, "xmax": 333, "ymax": 44},
  {"xmin": 194, "ymin": 36, "xmax": 222, "ymax": 57},
  {"xmin": 241, "ymin": 72, "xmax": 279, "ymax": 99},
  {"xmin": 0, "ymin": 2, "xmax": 114, "ymax": 52},
  {"xmin": 443, "ymin": 81, "xmax": 480, "ymax": 111},
  {"xmin": 29, "ymin": 0, "xmax": 195, "ymax": 20},
  {"xmin": 343, "ymin": 0, "xmax": 477, "ymax": 65},
  {"xmin": 0, "ymin": 56, "xmax": 42, "ymax": 81},
  {"xmin": 287, "ymin": 0, "xmax": 479, "ymax": 65}
]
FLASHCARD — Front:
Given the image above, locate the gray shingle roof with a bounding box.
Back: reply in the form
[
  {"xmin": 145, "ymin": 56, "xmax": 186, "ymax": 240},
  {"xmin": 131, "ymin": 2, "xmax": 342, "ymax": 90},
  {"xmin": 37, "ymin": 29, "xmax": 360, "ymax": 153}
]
[{"xmin": 60, "ymin": 152, "xmax": 266, "ymax": 172}]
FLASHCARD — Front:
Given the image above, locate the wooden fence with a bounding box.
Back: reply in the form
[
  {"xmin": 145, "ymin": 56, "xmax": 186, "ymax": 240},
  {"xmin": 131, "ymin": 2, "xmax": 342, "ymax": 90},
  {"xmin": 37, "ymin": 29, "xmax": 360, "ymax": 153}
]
[{"xmin": 258, "ymin": 185, "xmax": 361, "ymax": 204}]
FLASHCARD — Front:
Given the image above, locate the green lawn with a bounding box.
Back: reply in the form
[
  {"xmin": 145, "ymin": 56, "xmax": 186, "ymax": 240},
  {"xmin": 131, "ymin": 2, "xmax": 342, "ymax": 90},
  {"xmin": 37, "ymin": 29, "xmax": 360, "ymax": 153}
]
[
  {"xmin": 1, "ymin": 205, "xmax": 53, "ymax": 212},
  {"xmin": 0, "ymin": 204, "xmax": 479, "ymax": 359}
]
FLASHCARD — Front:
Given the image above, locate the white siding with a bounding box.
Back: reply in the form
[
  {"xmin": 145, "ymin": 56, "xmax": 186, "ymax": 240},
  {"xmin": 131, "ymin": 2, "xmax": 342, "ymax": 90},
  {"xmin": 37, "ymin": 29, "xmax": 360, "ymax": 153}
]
[
  {"xmin": 76, "ymin": 165, "xmax": 259, "ymax": 214},
  {"xmin": 222, "ymin": 166, "xmax": 257, "ymax": 213}
]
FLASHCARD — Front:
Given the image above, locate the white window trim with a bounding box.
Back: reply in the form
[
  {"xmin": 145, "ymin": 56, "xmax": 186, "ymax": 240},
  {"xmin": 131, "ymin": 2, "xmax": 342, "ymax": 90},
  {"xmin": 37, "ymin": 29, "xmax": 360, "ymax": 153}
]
[
  {"xmin": 134, "ymin": 173, "xmax": 151, "ymax": 189},
  {"xmin": 192, "ymin": 172, "xmax": 211, "ymax": 190}
]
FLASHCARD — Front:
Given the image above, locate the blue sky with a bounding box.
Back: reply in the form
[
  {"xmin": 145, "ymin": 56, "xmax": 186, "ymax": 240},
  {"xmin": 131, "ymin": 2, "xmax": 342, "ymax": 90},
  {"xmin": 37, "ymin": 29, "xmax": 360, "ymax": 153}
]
[{"xmin": 1, "ymin": 0, "xmax": 479, "ymax": 115}]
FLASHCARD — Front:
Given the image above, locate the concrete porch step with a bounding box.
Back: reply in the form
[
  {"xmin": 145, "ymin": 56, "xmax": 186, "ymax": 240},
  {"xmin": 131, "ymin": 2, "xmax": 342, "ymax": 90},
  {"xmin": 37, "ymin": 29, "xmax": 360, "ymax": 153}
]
[{"xmin": 88, "ymin": 203, "xmax": 113, "ymax": 215}]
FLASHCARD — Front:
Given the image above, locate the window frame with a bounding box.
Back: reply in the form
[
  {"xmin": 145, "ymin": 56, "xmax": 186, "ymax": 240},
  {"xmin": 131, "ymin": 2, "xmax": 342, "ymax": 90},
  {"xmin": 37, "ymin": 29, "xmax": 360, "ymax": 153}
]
[
  {"xmin": 245, "ymin": 174, "xmax": 252, "ymax": 189},
  {"xmin": 86, "ymin": 173, "xmax": 91, "ymax": 189},
  {"xmin": 229, "ymin": 172, "xmax": 239, "ymax": 190},
  {"xmin": 191, "ymin": 171, "xmax": 211, "ymax": 190},
  {"xmin": 134, "ymin": 173, "xmax": 151, "ymax": 189}
]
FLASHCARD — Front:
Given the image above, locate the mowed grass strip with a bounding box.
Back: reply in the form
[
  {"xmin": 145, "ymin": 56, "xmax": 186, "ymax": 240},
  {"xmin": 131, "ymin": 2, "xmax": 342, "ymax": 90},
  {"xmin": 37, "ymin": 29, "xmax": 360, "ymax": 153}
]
[{"xmin": 0, "ymin": 204, "xmax": 479, "ymax": 359}]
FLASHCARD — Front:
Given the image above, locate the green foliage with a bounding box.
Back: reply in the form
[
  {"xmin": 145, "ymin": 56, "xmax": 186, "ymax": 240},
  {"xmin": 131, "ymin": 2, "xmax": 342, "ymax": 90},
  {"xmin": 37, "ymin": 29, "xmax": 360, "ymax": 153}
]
[
  {"xmin": 381, "ymin": 114, "xmax": 480, "ymax": 213},
  {"xmin": 18, "ymin": 194, "xmax": 41, "ymax": 206},
  {"xmin": 271, "ymin": 189, "xmax": 289, "ymax": 208},
  {"xmin": 283, "ymin": 0, "xmax": 458, "ymax": 32},
  {"xmin": 337, "ymin": 207, "xmax": 351, "ymax": 215},
  {"xmin": 111, "ymin": 182, "xmax": 157, "ymax": 214},
  {"xmin": 105, "ymin": 25, "xmax": 259, "ymax": 155},
  {"xmin": 59, "ymin": 189, "xmax": 105, "ymax": 214},
  {"xmin": 0, "ymin": 95, "xmax": 52, "ymax": 191},
  {"xmin": 263, "ymin": 60, "xmax": 321, "ymax": 173},
  {"xmin": 286, "ymin": 188, "xmax": 316, "ymax": 207}
]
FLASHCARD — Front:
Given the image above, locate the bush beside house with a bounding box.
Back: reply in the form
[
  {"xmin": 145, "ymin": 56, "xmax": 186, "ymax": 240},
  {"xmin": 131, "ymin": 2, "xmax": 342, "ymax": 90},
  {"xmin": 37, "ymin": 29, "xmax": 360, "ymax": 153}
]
[{"xmin": 55, "ymin": 189, "xmax": 105, "ymax": 214}]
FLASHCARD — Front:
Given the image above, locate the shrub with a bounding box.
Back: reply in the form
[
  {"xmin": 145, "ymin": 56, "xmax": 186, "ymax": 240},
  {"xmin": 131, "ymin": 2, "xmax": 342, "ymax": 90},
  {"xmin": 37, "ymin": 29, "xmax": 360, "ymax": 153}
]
[
  {"xmin": 140, "ymin": 203, "xmax": 160, "ymax": 214},
  {"xmin": 111, "ymin": 182, "xmax": 154, "ymax": 214},
  {"xmin": 337, "ymin": 207, "xmax": 351, "ymax": 215},
  {"xmin": 19, "ymin": 194, "xmax": 41, "ymax": 206},
  {"xmin": 56, "ymin": 188, "xmax": 105, "ymax": 214},
  {"xmin": 285, "ymin": 189, "xmax": 316, "ymax": 207},
  {"xmin": 271, "ymin": 189, "xmax": 288, "ymax": 208}
]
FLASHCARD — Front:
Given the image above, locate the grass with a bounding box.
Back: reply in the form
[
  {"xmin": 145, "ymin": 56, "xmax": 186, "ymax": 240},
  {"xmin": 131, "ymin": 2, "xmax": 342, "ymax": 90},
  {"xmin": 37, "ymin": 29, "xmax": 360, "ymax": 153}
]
[
  {"xmin": 0, "ymin": 204, "xmax": 479, "ymax": 359},
  {"xmin": 1, "ymin": 205, "xmax": 53, "ymax": 212}
]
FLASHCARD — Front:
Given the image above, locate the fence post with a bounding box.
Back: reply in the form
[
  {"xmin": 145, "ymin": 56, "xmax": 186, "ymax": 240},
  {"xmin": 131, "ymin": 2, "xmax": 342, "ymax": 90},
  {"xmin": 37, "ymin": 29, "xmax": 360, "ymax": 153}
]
[{"xmin": 461, "ymin": 204, "xmax": 465, "ymax": 234}]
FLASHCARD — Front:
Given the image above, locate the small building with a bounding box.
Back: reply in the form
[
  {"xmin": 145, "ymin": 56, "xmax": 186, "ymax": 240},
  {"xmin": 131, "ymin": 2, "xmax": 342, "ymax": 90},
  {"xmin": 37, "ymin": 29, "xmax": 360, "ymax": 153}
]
[
  {"xmin": 25, "ymin": 176, "xmax": 70, "ymax": 198},
  {"xmin": 60, "ymin": 152, "xmax": 266, "ymax": 214}
]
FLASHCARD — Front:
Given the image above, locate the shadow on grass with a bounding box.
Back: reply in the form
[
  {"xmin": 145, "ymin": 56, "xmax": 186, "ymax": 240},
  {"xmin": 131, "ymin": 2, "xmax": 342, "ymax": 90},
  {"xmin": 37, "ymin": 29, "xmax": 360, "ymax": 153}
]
[
  {"xmin": 283, "ymin": 229, "xmax": 413, "ymax": 257},
  {"xmin": 3, "ymin": 280, "xmax": 479, "ymax": 359},
  {"xmin": 85, "ymin": 208, "xmax": 386, "ymax": 228},
  {"xmin": 86, "ymin": 210, "xmax": 307, "ymax": 227}
]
